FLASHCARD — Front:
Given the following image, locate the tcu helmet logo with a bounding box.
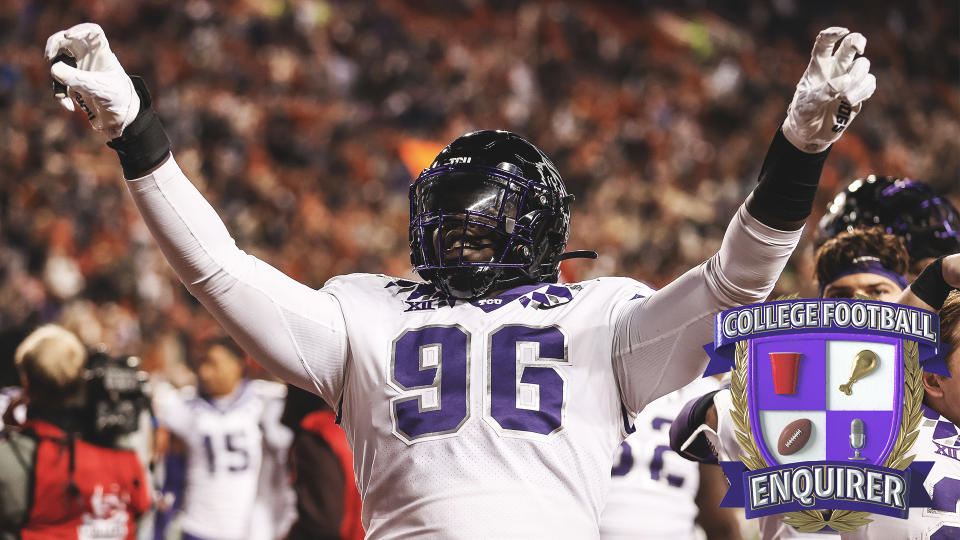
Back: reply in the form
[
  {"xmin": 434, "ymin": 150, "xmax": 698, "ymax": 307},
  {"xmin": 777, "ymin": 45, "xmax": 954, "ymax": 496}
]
[{"xmin": 446, "ymin": 157, "xmax": 471, "ymax": 164}]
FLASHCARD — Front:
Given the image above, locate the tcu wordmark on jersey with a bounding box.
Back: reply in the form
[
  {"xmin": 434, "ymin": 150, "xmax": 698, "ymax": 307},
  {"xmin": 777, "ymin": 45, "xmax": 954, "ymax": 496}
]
[{"xmin": 46, "ymin": 22, "xmax": 874, "ymax": 538}]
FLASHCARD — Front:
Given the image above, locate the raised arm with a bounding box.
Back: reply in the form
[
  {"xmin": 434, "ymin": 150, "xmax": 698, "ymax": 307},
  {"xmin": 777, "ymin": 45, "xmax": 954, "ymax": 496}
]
[
  {"xmin": 896, "ymin": 254, "xmax": 960, "ymax": 311},
  {"xmin": 45, "ymin": 24, "xmax": 348, "ymax": 405},
  {"xmin": 614, "ymin": 28, "xmax": 876, "ymax": 413}
]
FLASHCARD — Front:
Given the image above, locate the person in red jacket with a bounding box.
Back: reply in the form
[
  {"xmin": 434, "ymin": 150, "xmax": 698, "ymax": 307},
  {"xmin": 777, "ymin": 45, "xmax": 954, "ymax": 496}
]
[
  {"xmin": 0, "ymin": 325, "xmax": 151, "ymax": 540},
  {"xmin": 281, "ymin": 385, "xmax": 363, "ymax": 540}
]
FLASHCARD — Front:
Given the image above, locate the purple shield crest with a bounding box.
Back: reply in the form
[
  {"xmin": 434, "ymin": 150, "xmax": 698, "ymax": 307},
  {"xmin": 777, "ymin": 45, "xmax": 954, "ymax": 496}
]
[{"xmin": 748, "ymin": 334, "xmax": 903, "ymax": 467}]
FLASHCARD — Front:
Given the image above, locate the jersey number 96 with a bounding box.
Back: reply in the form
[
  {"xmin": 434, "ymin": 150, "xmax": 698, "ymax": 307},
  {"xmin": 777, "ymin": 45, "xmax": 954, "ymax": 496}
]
[{"xmin": 389, "ymin": 325, "xmax": 568, "ymax": 443}]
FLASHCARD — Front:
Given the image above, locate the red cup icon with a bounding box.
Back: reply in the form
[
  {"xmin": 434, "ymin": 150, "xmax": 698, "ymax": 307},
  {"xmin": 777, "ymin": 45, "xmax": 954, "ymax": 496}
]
[{"xmin": 769, "ymin": 352, "xmax": 803, "ymax": 395}]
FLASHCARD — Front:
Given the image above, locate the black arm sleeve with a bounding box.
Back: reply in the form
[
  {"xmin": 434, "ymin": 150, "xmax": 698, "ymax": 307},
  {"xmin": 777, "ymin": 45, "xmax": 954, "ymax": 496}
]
[
  {"xmin": 911, "ymin": 257, "xmax": 954, "ymax": 310},
  {"xmin": 747, "ymin": 128, "xmax": 832, "ymax": 229}
]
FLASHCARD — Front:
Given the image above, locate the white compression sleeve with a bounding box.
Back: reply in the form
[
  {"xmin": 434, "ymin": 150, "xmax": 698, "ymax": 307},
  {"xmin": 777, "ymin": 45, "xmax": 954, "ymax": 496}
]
[
  {"xmin": 125, "ymin": 156, "xmax": 348, "ymax": 405},
  {"xmin": 613, "ymin": 205, "xmax": 801, "ymax": 413}
]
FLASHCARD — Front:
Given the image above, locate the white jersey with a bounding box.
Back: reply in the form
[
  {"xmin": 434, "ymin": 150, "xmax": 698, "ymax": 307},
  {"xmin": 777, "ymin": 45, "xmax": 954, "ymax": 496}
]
[
  {"xmin": 331, "ymin": 273, "xmax": 650, "ymax": 538},
  {"xmin": 156, "ymin": 380, "xmax": 288, "ymax": 540},
  {"xmin": 125, "ymin": 157, "xmax": 801, "ymax": 538},
  {"xmin": 600, "ymin": 376, "xmax": 723, "ymax": 539},
  {"xmin": 841, "ymin": 408, "xmax": 960, "ymax": 540}
]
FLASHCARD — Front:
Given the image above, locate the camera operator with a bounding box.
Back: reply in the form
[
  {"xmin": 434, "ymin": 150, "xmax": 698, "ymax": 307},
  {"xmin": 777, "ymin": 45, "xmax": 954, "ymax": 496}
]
[{"xmin": 0, "ymin": 325, "xmax": 151, "ymax": 540}]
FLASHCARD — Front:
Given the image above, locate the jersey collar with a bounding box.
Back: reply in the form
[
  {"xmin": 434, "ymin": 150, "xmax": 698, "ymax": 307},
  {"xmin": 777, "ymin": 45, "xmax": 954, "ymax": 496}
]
[
  {"xmin": 922, "ymin": 404, "xmax": 960, "ymax": 441},
  {"xmin": 470, "ymin": 282, "xmax": 547, "ymax": 312},
  {"xmin": 200, "ymin": 379, "xmax": 250, "ymax": 413}
]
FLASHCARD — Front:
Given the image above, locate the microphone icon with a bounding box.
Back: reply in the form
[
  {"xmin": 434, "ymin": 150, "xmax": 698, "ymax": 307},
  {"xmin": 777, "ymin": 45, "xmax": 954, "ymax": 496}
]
[{"xmin": 848, "ymin": 418, "xmax": 866, "ymax": 460}]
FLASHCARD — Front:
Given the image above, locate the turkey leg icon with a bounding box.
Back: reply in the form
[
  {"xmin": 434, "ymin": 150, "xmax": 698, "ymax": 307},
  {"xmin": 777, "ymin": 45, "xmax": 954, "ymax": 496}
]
[
  {"xmin": 839, "ymin": 349, "xmax": 878, "ymax": 396},
  {"xmin": 769, "ymin": 352, "xmax": 802, "ymax": 395}
]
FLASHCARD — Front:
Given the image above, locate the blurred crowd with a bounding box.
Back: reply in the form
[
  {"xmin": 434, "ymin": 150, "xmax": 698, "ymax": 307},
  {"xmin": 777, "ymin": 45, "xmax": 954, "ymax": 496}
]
[{"xmin": 1, "ymin": 0, "xmax": 958, "ymax": 384}]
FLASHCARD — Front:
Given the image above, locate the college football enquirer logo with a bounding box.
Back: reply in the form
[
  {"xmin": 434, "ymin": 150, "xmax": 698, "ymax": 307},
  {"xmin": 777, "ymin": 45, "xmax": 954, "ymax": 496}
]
[{"xmin": 703, "ymin": 298, "xmax": 946, "ymax": 532}]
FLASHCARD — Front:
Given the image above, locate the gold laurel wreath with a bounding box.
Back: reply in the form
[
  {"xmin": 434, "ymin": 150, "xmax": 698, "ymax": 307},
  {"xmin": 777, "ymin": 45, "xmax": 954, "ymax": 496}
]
[{"xmin": 729, "ymin": 308, "xmax": 923, "ymax": 533}]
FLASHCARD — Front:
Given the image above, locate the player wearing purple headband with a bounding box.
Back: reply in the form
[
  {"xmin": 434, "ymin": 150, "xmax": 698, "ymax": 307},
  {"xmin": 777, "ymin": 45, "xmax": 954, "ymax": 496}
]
[
  {"xmin": 815, "ymin": 227, "xmax": 910, "ymax": 301},
  {"xmin": 668, "ymin": 229, "xmax": 912, "ymax": 538},
  {"xmin": 667, "ymin": 229, "xmax": 913, "ymax": 446},
  {"xmin": 819, "ymin": 175, "xmax": 960, "ymax": 278},
  {"xmin": 828, "ymin": 259, "xmax": 960, "ymax": 539}
]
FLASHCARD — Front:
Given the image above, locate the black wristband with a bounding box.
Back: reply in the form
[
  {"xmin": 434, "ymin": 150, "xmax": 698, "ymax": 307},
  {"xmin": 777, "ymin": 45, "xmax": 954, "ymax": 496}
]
[
  {"xmin": 106, "ymin": 76, "xmax": 171, "ymax": 179},
  {"xmin": 911, "ymin": 257, "xmax": 953, "ymax": 310},
  {"xmin": 748, "ymin": 127, "xmax": 832, "ymax": 223}
]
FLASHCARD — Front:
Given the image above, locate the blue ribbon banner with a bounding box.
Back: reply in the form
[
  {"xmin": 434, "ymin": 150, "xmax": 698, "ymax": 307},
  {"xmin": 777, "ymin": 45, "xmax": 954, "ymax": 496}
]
[
  {"xmin": 720, "ymin": 461, "xmax": 934, "ymax": 519},
  {"xmin": 702, "ymin": 299, "xmax": 947, "ymax": 377}
]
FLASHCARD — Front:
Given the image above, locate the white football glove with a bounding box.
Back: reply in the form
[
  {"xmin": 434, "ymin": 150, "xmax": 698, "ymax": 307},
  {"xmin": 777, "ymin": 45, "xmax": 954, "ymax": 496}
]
[
  {"xmin": 782, "ymin": 27, "xmax": 877, "ymax": 153},
  {"xmin": 44, "ymin": 23, "xmax": 139, "ymax": 139}
]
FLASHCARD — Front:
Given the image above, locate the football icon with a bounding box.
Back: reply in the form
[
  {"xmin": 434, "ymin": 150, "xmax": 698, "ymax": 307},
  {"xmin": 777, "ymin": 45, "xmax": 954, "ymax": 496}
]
[{"xmin": 778, "ymin": 418, "xmax": 813, "ymax": 456}]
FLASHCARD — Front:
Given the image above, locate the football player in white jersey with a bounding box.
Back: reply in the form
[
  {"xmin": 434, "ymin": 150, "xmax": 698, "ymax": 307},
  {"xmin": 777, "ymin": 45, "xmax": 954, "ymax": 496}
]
[
  {"xmin": 844, "ymin": 254, "xmax": 960, "ymax": 539},
  {"xmin": 44, "ymin": 23, "xmax": 875, "ymax": 538},
  {"xmin": 600, "ymin": 376, "xmax": 743, "ymax": 539},
  {"xmin": 154, "ymin": 337, "xmax": 292, "ymax": 540}
]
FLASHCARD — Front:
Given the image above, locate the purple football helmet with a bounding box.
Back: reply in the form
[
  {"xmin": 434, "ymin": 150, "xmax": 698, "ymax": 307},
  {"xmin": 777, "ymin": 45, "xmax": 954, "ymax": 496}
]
[
  {"xmin": 818, "ymin": 175, "xmax": 960, "ymax": 262},
  {"xmin": 409, "ymin": 130, "xmax": 578, "ymax": 299}
]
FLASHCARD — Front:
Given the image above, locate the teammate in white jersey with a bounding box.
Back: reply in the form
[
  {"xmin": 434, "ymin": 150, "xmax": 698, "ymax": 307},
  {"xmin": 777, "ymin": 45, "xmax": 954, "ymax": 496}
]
[
  {"xmin": 846, "ymin": 254, "xmax": 960, "ymax": 539},
  {"xmin": 44, "ymin": 23, "xmax": 875, "ymax": 538},
  {"xmin": 600, "ymin": 376, "xmax": 742, "ymax": 539},
  {"xmin": 155, "ymin": 337, "xmax": 291, "ymax": 540},
  {"xmin": 846, "ymin": 398, "xmax": 960, "ymax": 540}
]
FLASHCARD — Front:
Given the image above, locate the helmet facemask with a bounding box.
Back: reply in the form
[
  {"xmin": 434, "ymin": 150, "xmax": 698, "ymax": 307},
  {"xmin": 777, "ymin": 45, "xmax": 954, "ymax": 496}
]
[{"xmin": 410, "ymin": 164, "xmax": 566, "ymax": 299}]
